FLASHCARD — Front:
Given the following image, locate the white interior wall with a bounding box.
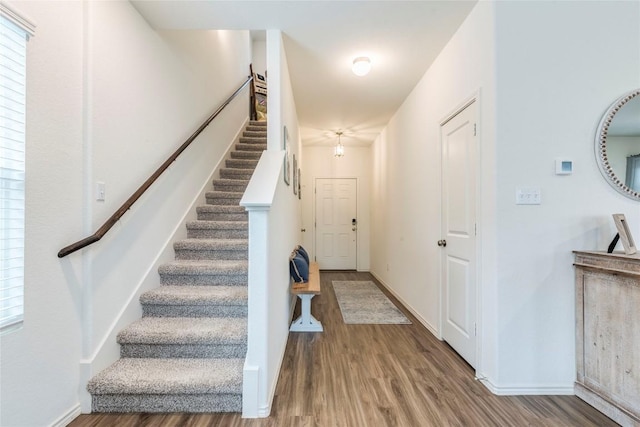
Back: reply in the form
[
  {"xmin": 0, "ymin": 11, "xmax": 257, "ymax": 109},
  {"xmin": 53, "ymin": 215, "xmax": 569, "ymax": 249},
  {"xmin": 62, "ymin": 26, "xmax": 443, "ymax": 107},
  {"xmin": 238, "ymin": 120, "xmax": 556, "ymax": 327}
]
[
  {"xmin": 252, "ymin": 38, "xmax": 267, "ymax": 77},
  {"xmin": 0, "ymin": 2, "xmax": 85, "ymax": 426},
  {"xmin": 493, "ymin": 0, "xmax": 640, "ymax": 391},
  {"xmin": 370, "ymin": 0, "xmax": 498, "ymax": 377},
  {"xmin": 301, "ymin": 145, "xmax": 371, "ymax": 271},
  {"xmin": 371, "ymin": 0, "xmax": 640, "ymax": 395},
  {"xmin": 1, "ymin": 1, "xmax": 252, "ymax": 425}
]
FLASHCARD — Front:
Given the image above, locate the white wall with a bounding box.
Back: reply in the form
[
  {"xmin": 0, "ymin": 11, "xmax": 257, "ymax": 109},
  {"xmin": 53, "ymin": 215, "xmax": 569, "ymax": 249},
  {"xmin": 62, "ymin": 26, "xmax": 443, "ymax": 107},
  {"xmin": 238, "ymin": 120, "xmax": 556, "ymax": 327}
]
[
  {"xmin": 370, "ymin": 0, "xmax": 498, "ymax": 376},
  {"xmin": 252, "ymin": 38, "xmax": 267, "ymax": 77},
  {"xmin": 0, "ymin": 2, "xmax": 84, "ymax": 426},
  {"xmin": 370, "ymin": 0, "xmax": 640, "ymax": 395},
  {"xmin": 1, "ymin": 1, "xmax": 251, "ymax": 425},
  {"xmin": 493, "ymin": 0, "xmax": 640, "ymax": 391},
  {"xmin": 301, "ymin": 146, "xmax": 371, "ymax": 271}
]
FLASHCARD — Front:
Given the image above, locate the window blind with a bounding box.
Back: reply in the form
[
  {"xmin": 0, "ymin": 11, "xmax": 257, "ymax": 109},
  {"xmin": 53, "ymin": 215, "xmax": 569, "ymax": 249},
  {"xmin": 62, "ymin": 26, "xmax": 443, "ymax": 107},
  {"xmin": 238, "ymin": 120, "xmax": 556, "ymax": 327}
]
[{"xmin": 0, "ymin": 14, "xmax": 27, "ymax": 331}]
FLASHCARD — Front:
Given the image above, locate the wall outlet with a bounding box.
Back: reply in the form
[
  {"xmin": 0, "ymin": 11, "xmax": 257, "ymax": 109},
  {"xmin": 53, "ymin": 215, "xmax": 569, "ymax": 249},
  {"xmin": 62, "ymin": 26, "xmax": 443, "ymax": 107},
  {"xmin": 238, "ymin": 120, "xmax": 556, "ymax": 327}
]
[{"xmin": 515, "ymin": 187, "xmax": 541, "ymax": 205}]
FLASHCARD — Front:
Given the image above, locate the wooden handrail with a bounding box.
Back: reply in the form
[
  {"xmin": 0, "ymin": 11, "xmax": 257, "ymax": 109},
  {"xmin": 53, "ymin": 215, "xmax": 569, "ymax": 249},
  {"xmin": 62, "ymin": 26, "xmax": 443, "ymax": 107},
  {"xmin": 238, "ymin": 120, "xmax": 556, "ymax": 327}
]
[{"xmin": 58, "ymin": 76, "xmax": 254, "ymax": 258}]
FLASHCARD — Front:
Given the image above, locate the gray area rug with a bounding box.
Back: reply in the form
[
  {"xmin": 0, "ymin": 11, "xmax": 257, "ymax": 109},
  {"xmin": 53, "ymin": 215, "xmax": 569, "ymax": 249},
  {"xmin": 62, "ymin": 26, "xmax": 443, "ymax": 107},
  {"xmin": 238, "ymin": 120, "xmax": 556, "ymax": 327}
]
[{"xmin": 332, "ymin": 281, "xmax": 411, "ymax": 324}]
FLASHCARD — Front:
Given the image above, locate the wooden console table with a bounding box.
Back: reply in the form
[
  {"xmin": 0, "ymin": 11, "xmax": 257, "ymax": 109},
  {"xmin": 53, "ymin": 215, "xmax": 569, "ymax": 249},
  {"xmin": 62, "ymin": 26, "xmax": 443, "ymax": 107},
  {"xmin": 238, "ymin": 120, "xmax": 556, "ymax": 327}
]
[{"xmin": 574, "ymin": 251, "xmax": 640, "ymax": 426}]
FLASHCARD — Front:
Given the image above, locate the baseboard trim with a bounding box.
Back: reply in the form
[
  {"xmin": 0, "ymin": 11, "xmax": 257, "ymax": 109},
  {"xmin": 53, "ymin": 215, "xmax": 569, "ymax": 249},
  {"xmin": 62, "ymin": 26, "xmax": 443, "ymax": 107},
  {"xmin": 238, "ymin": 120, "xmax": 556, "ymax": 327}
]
[
  {"xmin": 50, "ymin": 404, "xmax": 81, "ymax": 427},
  {"xmin": 370, "ymin": 271, "xmax": 441, "ymax": 339},
  {"xmin": 480, "ymin": 378, "xmax": 574, "ymax": 395}
]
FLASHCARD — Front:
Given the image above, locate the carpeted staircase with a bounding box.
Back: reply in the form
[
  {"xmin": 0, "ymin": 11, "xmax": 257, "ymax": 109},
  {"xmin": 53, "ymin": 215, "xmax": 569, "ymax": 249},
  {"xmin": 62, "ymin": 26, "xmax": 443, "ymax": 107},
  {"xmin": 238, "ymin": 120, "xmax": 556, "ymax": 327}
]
[{"xmin": 87, "ymin": 121, "xmax": 266, "ymax": 413}]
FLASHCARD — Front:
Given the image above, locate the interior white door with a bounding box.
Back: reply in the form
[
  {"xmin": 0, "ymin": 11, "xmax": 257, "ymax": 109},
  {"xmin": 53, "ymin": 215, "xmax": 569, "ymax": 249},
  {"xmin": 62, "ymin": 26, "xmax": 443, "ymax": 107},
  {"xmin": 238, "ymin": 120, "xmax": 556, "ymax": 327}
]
[
  {"xmin": 315, "ymin": 178, "xmax": 357, "ymax": 270},
  {"xmin": 440, "ymin": 101, "xmax": 477, "ymax": 368}
]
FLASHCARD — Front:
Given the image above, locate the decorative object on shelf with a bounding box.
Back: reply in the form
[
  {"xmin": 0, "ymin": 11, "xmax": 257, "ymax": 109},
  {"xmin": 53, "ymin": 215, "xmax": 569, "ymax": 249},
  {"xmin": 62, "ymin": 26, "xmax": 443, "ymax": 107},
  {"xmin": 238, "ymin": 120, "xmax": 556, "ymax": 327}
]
[
  {"xmin": 352, "ymin": 56, "xmax": 371, "ymax": 76},
  {"xmin": 609, "ymin": 213, "xmax": 637, "ymax": 254},
  {"xmin": 334, "ymin": 131, "xmax": 345, "ymax": 158},
  {"xmin": 283, "ymin": 125, "xmax": 290, "ymax": 185},
  {"xmin": 595, "ymin": 89, "xmax": 640, "ymax": 200}
]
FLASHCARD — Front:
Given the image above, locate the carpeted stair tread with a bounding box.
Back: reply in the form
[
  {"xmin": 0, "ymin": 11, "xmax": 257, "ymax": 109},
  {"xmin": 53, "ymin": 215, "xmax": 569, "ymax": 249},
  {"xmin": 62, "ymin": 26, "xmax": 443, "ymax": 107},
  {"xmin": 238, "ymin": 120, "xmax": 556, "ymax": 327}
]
[
  {"xmin": 225, "ymin": 159, "xmax": 258, "ymax": 168},
  {"xmin": 117, "ymin": 317, "xmax": 247, "ymax": 345},
  {"xmin": 242, "ymin": 131, "xmax": 266, "ymax": 138},
  {"xmin": 196, "ymin": 205, "xmax": 246, "ymax": 214},
  {"xmin": 159, "ymin": 260, "xmax": 247, "ymax": 276},
  {"xmin": 174, "ymin": 239, "xmax": 248, "ymax": 260},
  {"xmin": 220, "ymin": 168, "xmax": 255, "ymax": 179},
  {"xmin": 186, "ymin": 220, "xmax": 248, "ymax": 230},
  {"xmin": 236, "ymin": 142, "xmax": 266, "ymax": 151},
  {"xmin": 88, "ymin": 358, "xmax": 243, "ymax": 395},
  {"xmin": 205, "ymin": 191, "xmax": 244, "ymax": 200},
  {"xmin": 212, "ymin": 178, "xmax": 250, "ymax": 185},
  {"xmin": 141, "ymin": 285, "xmax": 247, "ymax": 306},
  {"xmin": 174, "ymin": 239, "xmax": 247, "ymax": 251},
  {"xmin": 230, "ymin": 151, "xmax": 261, "ymax": 160}
]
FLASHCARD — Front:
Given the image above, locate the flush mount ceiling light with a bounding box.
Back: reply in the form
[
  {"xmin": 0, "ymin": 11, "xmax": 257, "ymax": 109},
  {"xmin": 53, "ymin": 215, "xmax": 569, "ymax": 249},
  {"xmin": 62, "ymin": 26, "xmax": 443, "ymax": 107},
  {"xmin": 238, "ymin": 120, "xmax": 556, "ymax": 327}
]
[
  {"xmin": 334, "ymin": 131, "xmax": 345, "ymax": 158},
  {"xmin": 352, "ymin": 56, "xmax": 371, "ymax": 76}
]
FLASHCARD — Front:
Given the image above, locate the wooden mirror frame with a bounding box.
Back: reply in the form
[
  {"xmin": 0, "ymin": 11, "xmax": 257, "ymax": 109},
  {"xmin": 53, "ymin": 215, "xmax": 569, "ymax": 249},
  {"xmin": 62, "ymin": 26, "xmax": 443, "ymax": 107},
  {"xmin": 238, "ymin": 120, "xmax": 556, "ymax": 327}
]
[{"xmin": 595, "ymin": 89, "xmax": 640, "ymax": 201}]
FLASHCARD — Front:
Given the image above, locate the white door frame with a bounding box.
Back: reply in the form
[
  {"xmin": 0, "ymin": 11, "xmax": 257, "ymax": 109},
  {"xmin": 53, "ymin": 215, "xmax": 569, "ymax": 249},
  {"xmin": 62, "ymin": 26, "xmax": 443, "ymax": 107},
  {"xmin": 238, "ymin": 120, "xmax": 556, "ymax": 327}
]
[
  {"xmin": 313, "ymin": 177, "xmax": 358, "ymax": 270},
  {"xmin": 439, "ymin": 91, "xmax": 482, "ymax": 372}
]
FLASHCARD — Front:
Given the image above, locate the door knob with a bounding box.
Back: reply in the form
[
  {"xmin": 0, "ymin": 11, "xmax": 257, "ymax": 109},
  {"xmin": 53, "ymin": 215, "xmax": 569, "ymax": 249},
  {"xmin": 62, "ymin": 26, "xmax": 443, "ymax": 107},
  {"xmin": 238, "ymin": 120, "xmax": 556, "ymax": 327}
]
[{"xmin": 437, "ymin": 240, "xmax": 447, "ymax": 247}]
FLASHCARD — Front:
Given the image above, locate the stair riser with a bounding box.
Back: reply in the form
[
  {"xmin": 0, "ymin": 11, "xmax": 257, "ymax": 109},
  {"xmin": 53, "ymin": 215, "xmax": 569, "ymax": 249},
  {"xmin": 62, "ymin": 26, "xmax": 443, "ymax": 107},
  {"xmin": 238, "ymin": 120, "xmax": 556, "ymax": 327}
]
[
  {"xmin": 187, "ymin": 229, "xmax": 248, "ymax": 239},
  {"xmin": 212, "ymin": 183, "xmax": 248, "ymax": 193},
  {"xmin": 175, "ymin": 249, "xmax": 247, "ymax": 261},
  {"xmin": 197, "ymin": 212, "xmax": 247, "ymax": 221},
  {"xmin": 205, "ymin": 196, "xmax": 242, "ymax": 206},
  {"xmin": 243, "ymin": 131, "xmax": 267, "ymax": 138},
  {"xmin": 160, "ymin": 274, "xmax": 247, "ymax": 286},
  {"xmin": 92, "ymin": 394, "xmax": 242, "ymax": 413},
  {"xmin": 236, "ymin": 143, "xmax": 266, "ymax": 151},
  {"xmin": 246, "ymin": 127, "xmax": 266, "ymax": 132},
  {"xmin": 230, "ymin": 151, "xmax": 261, "ymax": 160},
  {"xmin": 226, "ymin": 159, "xmax": 258, "ymax": 169},
  {"xmin": 220, "ymin": 169, "xmax": 254, "ymax": 180},
  {"xmin": 120, "ymin": 344, "xmax": 247, "ymax": 359},
  {"xmin": 142, "ymin": 304, "xmax": 247, "ymax": 318}
]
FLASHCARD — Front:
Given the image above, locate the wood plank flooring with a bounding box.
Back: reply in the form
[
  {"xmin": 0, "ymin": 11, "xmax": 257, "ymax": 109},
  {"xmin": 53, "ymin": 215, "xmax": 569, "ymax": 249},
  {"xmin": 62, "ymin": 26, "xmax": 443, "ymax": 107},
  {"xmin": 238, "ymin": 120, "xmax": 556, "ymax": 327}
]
[{"xmin": 70, "ymin": 271, "xmax": 616, "ymax": 427}]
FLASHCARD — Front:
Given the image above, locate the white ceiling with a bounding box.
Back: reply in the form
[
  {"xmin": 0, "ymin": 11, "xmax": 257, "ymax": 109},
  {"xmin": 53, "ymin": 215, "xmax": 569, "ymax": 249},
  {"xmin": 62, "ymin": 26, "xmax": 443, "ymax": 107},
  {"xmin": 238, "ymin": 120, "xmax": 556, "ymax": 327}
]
[{"xmin": 131, "ymin": 1, "xmax": 478, "ymax": 147}]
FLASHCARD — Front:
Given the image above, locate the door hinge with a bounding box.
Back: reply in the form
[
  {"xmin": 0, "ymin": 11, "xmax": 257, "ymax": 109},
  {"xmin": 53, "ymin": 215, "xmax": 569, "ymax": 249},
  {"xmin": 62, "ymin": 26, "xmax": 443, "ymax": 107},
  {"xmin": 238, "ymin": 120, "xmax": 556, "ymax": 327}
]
[
  {"xmin": 473, "ymin": 123, "xmax": 477, "ymax": 136},
  {"xmin": 474, "ymin": 323, "xmax": 477, "ymax": 336},
  {"xmin": 475, "ymin": 223, "xmax": 477, "ymax": 236}
]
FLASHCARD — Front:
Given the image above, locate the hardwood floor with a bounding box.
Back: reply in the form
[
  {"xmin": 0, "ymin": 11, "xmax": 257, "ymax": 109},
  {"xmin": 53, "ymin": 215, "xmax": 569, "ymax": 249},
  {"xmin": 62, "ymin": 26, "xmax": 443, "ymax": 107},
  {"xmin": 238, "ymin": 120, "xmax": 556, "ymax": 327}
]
[{"xmin": 70, "ymin": 271, "xmax": 616, "ymax": 427}]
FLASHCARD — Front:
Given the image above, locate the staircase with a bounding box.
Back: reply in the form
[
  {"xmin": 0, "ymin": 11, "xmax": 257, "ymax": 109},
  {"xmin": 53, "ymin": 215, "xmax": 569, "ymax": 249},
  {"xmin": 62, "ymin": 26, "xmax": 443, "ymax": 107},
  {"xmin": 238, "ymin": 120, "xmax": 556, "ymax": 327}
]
[{"xmin": 87, "ymin": 121, "xmax": 266, "ymax": 413}]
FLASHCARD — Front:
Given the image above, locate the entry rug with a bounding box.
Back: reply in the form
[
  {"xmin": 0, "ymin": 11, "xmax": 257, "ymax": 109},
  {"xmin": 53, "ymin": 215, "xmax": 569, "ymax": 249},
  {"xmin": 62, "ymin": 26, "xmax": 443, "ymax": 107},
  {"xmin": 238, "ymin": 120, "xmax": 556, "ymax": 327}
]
[{"xmin": 332, "ymin": 281, "xmax": 411, "ymax": 324}]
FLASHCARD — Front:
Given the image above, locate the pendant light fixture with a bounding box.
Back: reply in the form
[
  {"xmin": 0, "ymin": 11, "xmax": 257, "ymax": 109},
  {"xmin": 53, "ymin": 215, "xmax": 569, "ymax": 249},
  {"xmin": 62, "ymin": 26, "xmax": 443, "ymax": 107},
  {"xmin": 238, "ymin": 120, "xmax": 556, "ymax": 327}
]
[{"xmin": 334, "ymin": 131, "xmax": 345, "ymax": 158}]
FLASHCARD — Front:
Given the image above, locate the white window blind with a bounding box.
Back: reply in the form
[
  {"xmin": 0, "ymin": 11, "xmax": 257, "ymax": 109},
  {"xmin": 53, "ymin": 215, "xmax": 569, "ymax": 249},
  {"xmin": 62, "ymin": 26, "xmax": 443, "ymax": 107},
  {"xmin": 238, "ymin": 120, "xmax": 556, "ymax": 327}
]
[{"xmin": 0, "ymin": 10, "xmax": 30, "ymax": 332}]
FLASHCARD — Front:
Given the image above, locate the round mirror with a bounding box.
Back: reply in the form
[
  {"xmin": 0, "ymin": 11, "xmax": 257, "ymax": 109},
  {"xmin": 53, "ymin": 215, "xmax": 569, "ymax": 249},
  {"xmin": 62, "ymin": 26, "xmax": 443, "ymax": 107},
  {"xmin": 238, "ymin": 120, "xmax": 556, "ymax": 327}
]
[{"xmin": 596, "ymin": 89, "xmax": 640, "ymax": 200}]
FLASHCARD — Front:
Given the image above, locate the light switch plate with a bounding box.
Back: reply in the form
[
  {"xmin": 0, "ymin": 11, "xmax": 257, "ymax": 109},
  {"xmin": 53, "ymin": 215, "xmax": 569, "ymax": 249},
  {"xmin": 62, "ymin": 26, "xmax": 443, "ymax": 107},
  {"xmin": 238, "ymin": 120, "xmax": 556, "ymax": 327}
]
[
  {"xmin": 516, "ymin": 187, "xmax": 541, "ymax": 205},
  {"xmin": 96, "ymin": 182, "xmax": 106, "ymax": 201}
]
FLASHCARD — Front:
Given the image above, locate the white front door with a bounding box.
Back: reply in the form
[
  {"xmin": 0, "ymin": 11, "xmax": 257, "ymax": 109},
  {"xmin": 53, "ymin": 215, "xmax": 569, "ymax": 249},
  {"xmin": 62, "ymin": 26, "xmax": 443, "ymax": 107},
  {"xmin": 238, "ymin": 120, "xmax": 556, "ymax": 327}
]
[
  {"xmin": 315, "ymin": 178, "xmax": 357, "ymax": 270},
  {"xmin": 440, "ymin": 100, "xmax": 478, "ymax": 368}
]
